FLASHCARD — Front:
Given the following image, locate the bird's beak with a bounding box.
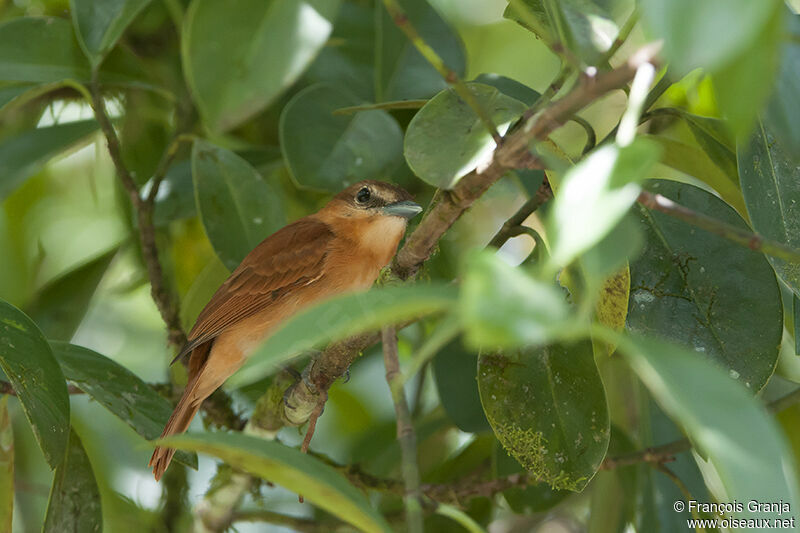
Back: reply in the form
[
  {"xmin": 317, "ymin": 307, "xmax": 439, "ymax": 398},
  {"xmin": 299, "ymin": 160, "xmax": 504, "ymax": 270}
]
[{"xmin": 382, "ymin": 200, "xmax": 423, "ymax": 219}]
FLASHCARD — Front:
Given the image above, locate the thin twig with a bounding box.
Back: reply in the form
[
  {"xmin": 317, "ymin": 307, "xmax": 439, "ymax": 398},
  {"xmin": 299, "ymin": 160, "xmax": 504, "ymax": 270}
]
[
  {"xmin": 523, "ymin": 63, "xmax": 572, "ymax": 121},
  {"xmin": 380, "ymin": 0, "xmax": 502, "ymax": 144},
  {"xmin": 638, "ymin": 190, "xmax": 800, "ymax": 265},
  {"xmin": 598, "ymin": 6, "xmax": 639, "ymax": 65},
  {"xmin": 88, "ymin": 75, "xmax": 187, "ymax": 348},
  {"xmin": 382, "ymin": 325, "xmax": 424, "ymax": 533},
  {"xmin": 488, "ymin": 179, "xmax": 553, "ymax": 249}
]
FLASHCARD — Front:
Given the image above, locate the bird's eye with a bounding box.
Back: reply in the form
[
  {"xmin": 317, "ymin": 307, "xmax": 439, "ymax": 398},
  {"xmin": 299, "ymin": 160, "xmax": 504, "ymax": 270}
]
[{"xmin": 356, "ymin": 187, "xmax": 371, "ymax": 204}]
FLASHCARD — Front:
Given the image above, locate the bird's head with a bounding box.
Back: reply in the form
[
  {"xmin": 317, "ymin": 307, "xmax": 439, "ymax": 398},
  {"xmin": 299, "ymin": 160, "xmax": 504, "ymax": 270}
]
[{"xmin": 326, "ymin": 180, "xmax": 422, "ymax": 221}]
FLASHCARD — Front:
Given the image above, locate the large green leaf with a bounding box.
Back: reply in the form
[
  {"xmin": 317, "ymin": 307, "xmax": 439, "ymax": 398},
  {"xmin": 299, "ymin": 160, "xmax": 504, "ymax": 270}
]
[
  {"xmin": 229, "ymin": 284, "xmax": 458, "ymax": 388},
  {"xmin": 432, "ymin": 337, "xmax": 490, "ymax": 433},
  {"xmin": 375, "ymin": 0, "xmax": 465, "ymax": 102},
  {"xmin": 70, "ymin": 0, "xmax": 153, "ymax": 65},
  {"xmin": 479, "ymin": 340, "xmax": 610, "ymax": 491},
  {"xmin": 182, "ymin": 0, "xmax": 341, "ymax": 132},
  {"xmin": 712, "ymin": 5, "xmax": 784, "ymax": 135},
  {"xmin": 627, "ymin": 180, "xmax": 782, "ymax": 392},
  {"xmin": 42, "ymin": 430, "xmax": 102, "ymax": 533},
  {"xmin": 163, "ymin": 432, "xmax": 392, "ymax": 533},
  {"xmin": 503, "ymin": 0, "xmax": 555, "ymax": 46},
  {"xmin": 404, "ymin": 83, "xmax": 526, "ymax": 189},
  {"xmin": 0, "ymin": 299, "xmax": 69, "ymax": 469},
  {"xmin": 460, "ymin": 251, "xmax": 570, "ymax": 350},
  {"xmin": 764, "ymin": 13, "xmax": 800, "ymax": 160},
  {"xmin": 0, "ymin": 397, "xmax": 11, "ymax": 533},
  {"xmin": 280, "ymin": 84, "xmax": 403, "ymax": 193},
  {"xmin": 619, "ymin": 334, "xmax": 799, "ymax": 519},
  {"xmin": 494, "ymin": 442, "xmax": 569, "ymax": 513},
  {"xmin": 547, "ymin": 139, "xmax": 660, "ymax": 268},
  {"xmin": 51, "ymin": 342, "xmax": 197, "ymax": 469},
  {"xmin": 26, "ymin": 248, "xmax": 116, "ymax": 341},
  {"xmin": 644, "ymin": 134, "xmax": 745, "ymax": 215},
  {"xmin": 305, "ymin": 2, "xmax": 375, "ymax": 100},
  {"xmin": 192, "ymin": 140, "xmax": 287, "ymax": 271},
  {"xmin": 639, "ymin": 0, "xmax": 780, "ymax": 74},
  {"xmin": 738, "ymin": 120, "xmax": 800, "ymax": 296},
  {"xmin": 542, "ymin": 0, "xmax": 618, "ymax": 65},
  {"xmin": 0, "ymin": 17, "xmax": 144, "ymax": 86},
  {"xmin": 0, "ymin": 119, "xmax": 99, "ymax": 201}
]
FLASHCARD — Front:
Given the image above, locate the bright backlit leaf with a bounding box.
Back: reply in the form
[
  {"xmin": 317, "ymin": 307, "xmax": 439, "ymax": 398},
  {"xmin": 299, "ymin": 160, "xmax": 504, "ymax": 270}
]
[
  {"xmin": 404, "ymin": 83, "xmax": 526, "ymax": 189},
  {"xmin": 182, "ymin": 0, "xmax": 341, "ymax": 131},
  {"xmin": 163, "ymin": 432, "xmax": 392, "ymax": 532}
]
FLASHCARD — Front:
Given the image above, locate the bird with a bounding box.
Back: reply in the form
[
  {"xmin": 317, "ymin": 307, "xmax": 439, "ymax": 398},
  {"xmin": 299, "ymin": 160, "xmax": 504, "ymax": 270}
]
[{"xmin": 149, "ymin": 180, "xmax": 422, "ymax": 480}]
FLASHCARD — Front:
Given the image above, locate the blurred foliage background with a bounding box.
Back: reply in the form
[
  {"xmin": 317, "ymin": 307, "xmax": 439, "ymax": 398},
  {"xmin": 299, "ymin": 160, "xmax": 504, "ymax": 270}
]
[{"xmin": 2, "ymin": 0, "xmax": 800, "ymax": 532}]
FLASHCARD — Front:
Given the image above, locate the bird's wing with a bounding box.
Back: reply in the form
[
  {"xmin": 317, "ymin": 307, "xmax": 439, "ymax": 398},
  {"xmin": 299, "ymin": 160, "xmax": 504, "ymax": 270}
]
[{"xmin": 175, "ymin": 217, "xmax": 334, "ymax": 361}]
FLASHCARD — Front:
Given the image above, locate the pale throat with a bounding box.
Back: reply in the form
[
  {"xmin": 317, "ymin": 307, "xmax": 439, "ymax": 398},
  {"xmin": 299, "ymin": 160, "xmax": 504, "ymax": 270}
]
[{"xmin": 359, "ymin": 214, "xmax": 408, "ymax": 265}]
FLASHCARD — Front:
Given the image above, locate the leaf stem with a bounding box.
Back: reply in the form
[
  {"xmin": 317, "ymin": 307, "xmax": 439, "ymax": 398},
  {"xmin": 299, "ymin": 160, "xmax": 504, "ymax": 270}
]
[
  {"xmin": 382, "ymin": 325, "xmax": 424, "ymax": 533},
  {"xmin": 638, "ymin": 190, "xmax": 800, "ymax": 265},
  {"xmin": 488, "ymin": 178, "xmax": 553, "ymax": 249},
  {"xmin": 380, "ymin": 0, "xmax": 502, "ymax": 144},
  {"xmin": 598, "ymin": 6, "xmax": 639, "ymax": 65}
]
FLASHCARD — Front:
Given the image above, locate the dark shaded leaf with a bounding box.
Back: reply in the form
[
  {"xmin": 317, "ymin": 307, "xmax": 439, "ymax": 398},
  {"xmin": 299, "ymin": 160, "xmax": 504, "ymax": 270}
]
[
  {"xmin": 375, "ymin": 0, "xmax": 465, "ymax": 102},
  {"xmin": 627, "ymin": 180, "xmax": 782, "ymax": 392},
  {"xmin": 164, "ymin": 432, "xmax": 392, "ymax": 532},
  {"xmin": 192, "ymin": 140, "xmax": 287, "ymax": 271},
  {"xmin": 0, "ymin": 119, "xmax": 99, "ymax": 201},
  {"xmin": 0, "ymin": 299, "xmax": 69, "ymax": 469},
  {"xmin": 764, "ymin": 13, "xmax": 800, "ymax": 161},
  {"xmin": 280, "ymin": 84, "xmax": 403, "ymax": 193},
  {"xmin": 473, "ymin": 73, "xmax": 541, "ymax": 106},
  {"xmin": 432, "ymin": 337, "xmax": 490, "ymax": 433},
  {"xmin": 738, "ymin": 120, "xmax": 800, "ymax": 296},
  {"xmin": 51, "ymin": 342, "xmax": 197, "ymax": 469},
  {"xmin": 43, "ymin": 430, "xmax": 102, "ymax": 533},
  {"xmin": 26, "ymin": 248, "xmax": 116, "ymax": 341},
  {"xmin": 182, "ymin": 0, "xmax": 341, "ymax": 131},
  {"xmin": 478, "ymin": 340, "xmax": 610, "ymax": 491}
]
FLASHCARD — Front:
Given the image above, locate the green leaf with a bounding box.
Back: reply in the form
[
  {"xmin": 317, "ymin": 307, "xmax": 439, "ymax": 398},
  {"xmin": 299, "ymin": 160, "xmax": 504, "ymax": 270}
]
[
  {"xmin": 712, "ymin": 5, "xmax": 784, "ymax": 135},
  {"xmin": 643, "ymin": 134, "xmax": 745, "ymax": 215},
  {"xmin": 0, "ymin": 397, "xmax": 12, "ymax": 533},
  {"xmin": 738, "ymin": 120, "xmax": 800, "ymax": 296},
  {"xmin": 461, "ymin": 251, "xmax": 570, "ymax": 350},
  {"xmin": 547, "ymin": 139, "xmax": 660, "ymax": 267},
  {"xmin": 280, "ymin": 84, "xmax": 403, "ymax": 193},
  {"xmin": 152, "ymin": 160, "xmax": 195, "ymax": 227},
  {"xmin": 542, "ymin": 0, "xmax": 619, "ymax": 65},
  {"xmin": 473, "ymin": 74, "xmax": 541, "ymax": 106},
  {"xmin": 306, "ymin": 2, "xmax": 375, "ymax": 100},
  {"xmin": 182, "ymin": 0, "xmax": 341, "ymax": 132},
  {"xmin": 375, "ymin": 0, "xmax": 465, "ymax": 102},
  {"xmin": 639, "ymin": 0, "xmax": 780, "ymax": 74},
  {"xmin": 192, "ymin": 140, "xmax": 287, "ymax": 271},
  {"xmin": 404, "ymin": 83, "xmax": 527, "ymax": 189},
  {"xmin": 229, "ymin": 284, "xmax": 458, "ymax": 388},
  {"xmin": 503, "ymin": 0, "xmax": 555, "ymax": 46},
  {"xmin": 163, "ymin": 432, "xmax": 392, "ymax": 533},
  {"xmin": 0, "ymin": 299, "xmax": 69, "ymax": 469},
  {"xmin": 42, "ymin": 430, "xmax": 102, "ymax": 533},
  {"xmin": 479, "ymin": 340, "xmax": 610, "ymax": 491},
  {"xmin": 70, "ymin": 0, "xmax": 153, "ymax": 65},
  {"xmin": 26, "ymin": 248, "xmax": 116, "ymax": 341},
  {"xmin": 51, "ymin": 342, "xmax": 197, "ymax": 469},
  {"xmin": 0, "ymin": 119, "xmax": 99, "ymax": 201},
  {"xmin": 179, "ymin": 256, "xmax": 229, "ymax": 330},
  {"xmin": 627, "ymin": 180, "xmax": 783, "ymax": 392},
  {"xmin": 432, "ymin": 337, "xmax": 490, "ymax": 433},
  {"xmin": 0, "ymin": 17, "xmax": 145, "ymax": 86},
  {"xmin": 619, "ymin": 334, "xmax": 800, "ymax": 517},
  {"xmin": 764, "ymin": 13, "xmax": 800, "ymax": 161},
  {"xmin": 494, "ymin": 442, "xmax": 569, "ymax": 512}
]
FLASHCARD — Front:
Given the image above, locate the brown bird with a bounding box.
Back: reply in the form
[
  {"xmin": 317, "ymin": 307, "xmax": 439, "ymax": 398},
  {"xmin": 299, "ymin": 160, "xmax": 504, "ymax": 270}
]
[{"xmin": 149, "ymin": 180, "xmax": 421, "ymax": 480}]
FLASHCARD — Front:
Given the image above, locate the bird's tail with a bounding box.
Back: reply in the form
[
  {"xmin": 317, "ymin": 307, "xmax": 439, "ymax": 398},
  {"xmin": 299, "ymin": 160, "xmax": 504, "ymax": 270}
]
[{"xmin": 149, "ymin": 384, "xmax": 201, "ymax": 481}]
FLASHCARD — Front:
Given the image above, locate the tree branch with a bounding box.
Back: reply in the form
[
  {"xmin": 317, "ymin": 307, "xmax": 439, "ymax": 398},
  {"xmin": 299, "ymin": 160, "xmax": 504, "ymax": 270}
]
[
  {"xmin": 88, "ymin": 75, "xmax": 187, "ymax": 348},
  {"xmin": 382, "ymin": 325, "xmax": 424, "ymax": 532},
  {"xmin": 488, "ymin": 178, "xmax": 553, "ymax": 249},
  {"xmin": 638, "ymin": 190, "xmax": 800, "ymax": 265}
]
